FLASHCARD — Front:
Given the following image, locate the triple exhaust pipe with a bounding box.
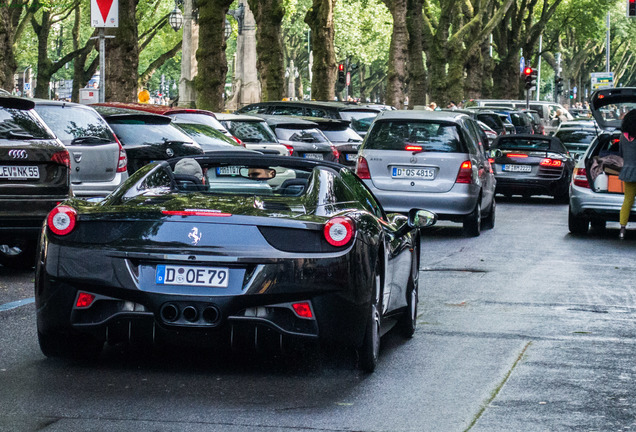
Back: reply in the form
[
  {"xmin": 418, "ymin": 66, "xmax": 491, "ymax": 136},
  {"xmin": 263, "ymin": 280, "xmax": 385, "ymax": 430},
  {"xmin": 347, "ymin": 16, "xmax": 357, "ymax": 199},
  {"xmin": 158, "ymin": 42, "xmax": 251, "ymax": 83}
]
[{"xmin": 160, "ymin": 303, "xmax": 220, "ymax": 325}]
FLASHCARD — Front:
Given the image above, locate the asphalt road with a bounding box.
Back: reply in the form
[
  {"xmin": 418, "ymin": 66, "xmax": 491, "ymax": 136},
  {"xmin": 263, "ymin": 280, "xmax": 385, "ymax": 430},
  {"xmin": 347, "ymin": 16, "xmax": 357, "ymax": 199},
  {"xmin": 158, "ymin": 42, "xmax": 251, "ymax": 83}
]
[{"xmin": 1, "ymin": 196, "xmax": 635, "ymax": 431}]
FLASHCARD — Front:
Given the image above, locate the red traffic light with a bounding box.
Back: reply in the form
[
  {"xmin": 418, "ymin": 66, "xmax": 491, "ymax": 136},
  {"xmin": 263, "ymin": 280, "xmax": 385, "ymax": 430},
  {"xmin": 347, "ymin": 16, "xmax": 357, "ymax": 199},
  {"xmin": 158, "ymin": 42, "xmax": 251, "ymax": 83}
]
[
  {"xmin": 629, "ymin": 0, "xmax": 636, "ymax": 17},
  {"xmin": 338, "ymin": 63, "xmax": 345, "ymax": 71},
  {"xmin": 523, "ymin": 67, "xmax": 533, "ymax": 76}
]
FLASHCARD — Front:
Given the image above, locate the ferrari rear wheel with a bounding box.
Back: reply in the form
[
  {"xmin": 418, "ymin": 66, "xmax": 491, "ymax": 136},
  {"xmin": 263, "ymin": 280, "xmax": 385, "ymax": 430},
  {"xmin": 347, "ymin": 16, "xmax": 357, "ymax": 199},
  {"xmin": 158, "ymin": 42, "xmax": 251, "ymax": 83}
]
[
  {"xmin": 38, "ymin": 330, "xmax": 103, "ymax": 361},
  {"xmin": 0, "ymin": 240, "xmax": 36, "ymax": 270},
  {"xmin": 358, "ymin": 264, "xmax": 382, "ymax": 373}
]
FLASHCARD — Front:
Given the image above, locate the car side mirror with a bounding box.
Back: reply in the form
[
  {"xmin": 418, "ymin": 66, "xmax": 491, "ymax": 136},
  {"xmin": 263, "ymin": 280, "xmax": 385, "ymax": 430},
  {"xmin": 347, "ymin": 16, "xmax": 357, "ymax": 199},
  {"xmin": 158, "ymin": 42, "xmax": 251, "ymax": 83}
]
[{"xmin": 408, "ymin": 209, "xmax": 437, "ymax": 229}]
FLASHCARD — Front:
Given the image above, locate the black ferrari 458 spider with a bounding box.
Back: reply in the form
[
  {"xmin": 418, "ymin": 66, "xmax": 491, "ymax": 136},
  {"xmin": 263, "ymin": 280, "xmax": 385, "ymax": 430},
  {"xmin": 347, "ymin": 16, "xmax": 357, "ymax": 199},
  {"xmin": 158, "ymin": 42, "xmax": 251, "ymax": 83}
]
[{"xmin": 35, "ymin": 152, "xmax": 436, "ymax": 372}]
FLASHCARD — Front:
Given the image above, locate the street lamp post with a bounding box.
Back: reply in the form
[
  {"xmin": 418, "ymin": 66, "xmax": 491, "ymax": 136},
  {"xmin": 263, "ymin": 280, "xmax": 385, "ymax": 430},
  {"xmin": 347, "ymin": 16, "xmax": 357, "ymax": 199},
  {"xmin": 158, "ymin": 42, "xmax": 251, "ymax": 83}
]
[{"xmin": 168, "ymin": 0, "xmax": 183, "ymax": 31}]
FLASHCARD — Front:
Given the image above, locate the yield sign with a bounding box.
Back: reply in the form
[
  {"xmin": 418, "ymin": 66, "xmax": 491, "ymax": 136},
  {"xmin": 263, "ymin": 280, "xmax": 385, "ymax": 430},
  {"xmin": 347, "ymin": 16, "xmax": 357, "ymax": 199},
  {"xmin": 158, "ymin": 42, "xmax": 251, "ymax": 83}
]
[{"xmin": 91, "ymin": 0, "xmax": 119, "ymax": 27}]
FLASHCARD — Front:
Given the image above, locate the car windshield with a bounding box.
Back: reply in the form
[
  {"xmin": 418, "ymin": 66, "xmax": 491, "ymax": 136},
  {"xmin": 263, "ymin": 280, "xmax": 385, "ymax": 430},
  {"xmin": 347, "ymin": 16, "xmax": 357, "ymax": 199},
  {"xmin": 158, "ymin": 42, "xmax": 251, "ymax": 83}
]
[
  {"xmin": 322, "ymin": 128, "xmax": 362, "ymax": 143},
  {"xmin": 339, "ymin": 112, "xmax": 377, "ymax": 133},
  {"xmin": 223, "ymin": 120, "xmax": 278, "ymax": 143},
  {"xmin": 169, "ymin": 113, "xmax": 227, "ymax": 132},
  {"xmin": 120, "ymin": 160, "xmax": 318, "ymax": 200},
  {"xmin": 275, "ymin": 127, "xmax": 329, "ymax": 143},
  {"xmin": 0, "ymin": 108, "xmax": 54, "ymax": 140},
  {"xmin": 173, "ymin": 122, "xmax": 239, "ymax": 147},
  {"xmin": 555, "ymin": 130, "xmax": 597, "ymax": 144},
  {"xmin": 494, "ymin": 138, "xmax": 551, "ymax": 151},
  {"xmin": 107, "ymin": 120, "xmax": 194, "ymax": 146},
  {"xmin": 365, "ymin": 120, "xmax": 464, "ymax": 152},
  {"xmin": 34, "ymin": 105, "xmax": 115, "ymax": 145}
]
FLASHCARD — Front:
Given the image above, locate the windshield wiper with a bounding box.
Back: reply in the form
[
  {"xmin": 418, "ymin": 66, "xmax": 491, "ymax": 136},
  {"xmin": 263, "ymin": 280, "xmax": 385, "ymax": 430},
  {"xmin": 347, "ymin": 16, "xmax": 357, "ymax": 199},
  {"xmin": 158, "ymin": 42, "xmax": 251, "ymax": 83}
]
[
  {"xmin": 6, "ymin": 130, "xmax": 35, "ymax": 140},
  {"xmin": 71, "ymin": 136, "xmax": 112, "ymax": 144}
]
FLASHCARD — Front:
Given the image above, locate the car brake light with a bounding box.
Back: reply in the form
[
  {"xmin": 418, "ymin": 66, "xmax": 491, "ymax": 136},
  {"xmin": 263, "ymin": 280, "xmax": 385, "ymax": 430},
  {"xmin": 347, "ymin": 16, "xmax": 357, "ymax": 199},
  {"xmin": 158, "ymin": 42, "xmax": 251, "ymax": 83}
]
[
  {"xmin": 324, "ymin": 216, "xmax": 354, "ymax": 247},
  {"xmin": 291, "ymin": 302, "xmax": 313, "ymax": 319},
  {"xmin": 162, "ymin": 210, "xmax": 232, "ymax": 217},
  {"xmin": 355, "ymin": 156, "xmax": 370, "ymax": 179},
  {"xmin": 114, "ymin": 135, "xmax": 128, "ymax": 173},
  {"xmin": 47, "ymin": 205, "xmax": 77, "ymax": 235},
  {"xmin": 331, "ymin": 145, "xmax": 340, "ymax": 160},
  {"xmin": 506, "ymin": 153, "xmax": 528, "ymax": 158},
  {"xmin": 76, "ymin": 292, "xmax": 96, "ymax": 309},
  {"xmin": 51, "ymin": 150, "xmax": 70, "ymax": 168},
  {"xmin": 573, "ymin": 168, "xmax": 590, "ymax": 188},
  {"xmin": 405, "ymin": 145, "xmax": 422, "ymax": 151},
  {"xmin": 488, "ymin": 157, "xmax": 495, "ymax": 165},
  {"xmin": 284, "ymin": 144, "xmax": 295, "ymax": 156},
  {"xmin": 455, "ymin": 160, "xmax": 473, "ymax": 184},
  {"xmin": 232, "ymin": 135, "xmax": 245, "ymax": 147},
  {"xmin": 540, "ymin": 158, "xmax": 563, "ymax": 167}
]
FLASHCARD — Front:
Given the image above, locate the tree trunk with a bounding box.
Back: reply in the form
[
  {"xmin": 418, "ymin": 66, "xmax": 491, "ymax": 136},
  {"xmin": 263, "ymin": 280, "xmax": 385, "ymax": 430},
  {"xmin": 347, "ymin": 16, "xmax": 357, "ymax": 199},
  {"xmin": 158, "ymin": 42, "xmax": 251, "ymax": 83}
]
[
  {"xmin": 383, "ymin": 0, "xmax": 408, "ymax": 109},
  {"xmin": 492, "ymin": 54, "xmax": 520, "ymax": 99},
  {"xmin": 33, "ymin": 11, "xmax": 53, "ymax": 98},
  {"xmin": 247, "ymin": 0, "xmax": 285, "ymax": 101},
  {"xmin": 406, "ymin": 0, "xmax": 425, "ymax": 109},
  {"xmin": 105, "ymin": 0, "xmax": 139, "ymax": 102},
  {"xmin": 305, "ymin": 0, "xmax": 337, "ymax": 101},
  {"xmin": 0, "ymin": 4, "xmax": 18, "ymax": 91},
  {"xmin": 196, "ymin": 0, "xmax": 234, "ymax": 110}
]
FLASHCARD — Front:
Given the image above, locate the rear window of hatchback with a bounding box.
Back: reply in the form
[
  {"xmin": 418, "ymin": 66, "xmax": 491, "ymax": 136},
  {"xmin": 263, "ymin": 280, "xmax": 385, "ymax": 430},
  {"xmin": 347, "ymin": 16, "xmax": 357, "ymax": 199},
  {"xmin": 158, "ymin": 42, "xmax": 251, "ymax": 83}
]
[{"xmin": 364, "ymin": 120, "xmax": 466, "ymax": 153}]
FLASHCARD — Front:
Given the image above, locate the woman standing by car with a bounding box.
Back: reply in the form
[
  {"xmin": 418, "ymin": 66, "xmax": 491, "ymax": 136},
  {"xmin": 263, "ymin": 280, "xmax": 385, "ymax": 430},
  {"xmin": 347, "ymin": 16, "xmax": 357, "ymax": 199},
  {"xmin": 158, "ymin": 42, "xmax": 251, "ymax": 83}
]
[{"xmin": 619, "ymin": 110, "xmax": 636, "ymax": 239}]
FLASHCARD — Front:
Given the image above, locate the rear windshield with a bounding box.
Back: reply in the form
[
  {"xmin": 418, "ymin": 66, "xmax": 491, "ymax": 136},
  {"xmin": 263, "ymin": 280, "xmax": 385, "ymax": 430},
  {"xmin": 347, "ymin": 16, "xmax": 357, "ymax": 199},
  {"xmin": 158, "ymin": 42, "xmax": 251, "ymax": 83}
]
[
  {"xmin": 275, "ymin": 127, "xmax": 329, "ymax": 143},
  {"xmin": 222, "ymin": 120, "xmax": 277, "ymax": 143},
  {"xmin": 0, "ymin": 108, "xmax": 54, "ymax": 140},
  {"xmin": 108, "ymin": 121, "xmax": 194, "ymax": 146},
  {"xmin": 174, "ymin": 122, "xmax": 238, "ymax": 147},
  {"xmin": 555, "ymin": 130, "xmax": 597, "ymax": 144},
  {"xmin": 476, "ymin": 114, "xmax": 503, "ymax": 130},
  {"xmin": 365, "ymin": 120, "xmax": 465, "ymax": 152},
  {"xmin": 339, "ymin": 111, "xmax": 378, "ymax": 133},
  {"xmin": 34, "ymin": 105, "xmax": 115, "ymax": 145},
  {"xmin": 322, "ymin": 128, "xmax": 362, "ymax": 143},
  {"xmin": 169, "ymin": 113, "xmax": 226, "ymax": 131},
  {"xmin": 494, "ymin": 138, "xmax": 551, "ymax": 151},
  {"xmin": 509, "ymin": 113, "xmax": 530, "ymax": 127}
]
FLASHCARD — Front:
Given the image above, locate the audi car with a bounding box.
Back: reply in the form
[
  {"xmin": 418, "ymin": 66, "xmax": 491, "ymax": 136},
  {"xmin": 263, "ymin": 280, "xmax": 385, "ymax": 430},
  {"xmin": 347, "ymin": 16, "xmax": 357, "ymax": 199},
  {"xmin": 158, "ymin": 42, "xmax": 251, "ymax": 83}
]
[
  {"xmin": 0, "ymin": 97, "xmax": 70, "ymax": 268},
  {"xmin": 35, "ymin": 153, "xmax": 436, "ymax": 372}
]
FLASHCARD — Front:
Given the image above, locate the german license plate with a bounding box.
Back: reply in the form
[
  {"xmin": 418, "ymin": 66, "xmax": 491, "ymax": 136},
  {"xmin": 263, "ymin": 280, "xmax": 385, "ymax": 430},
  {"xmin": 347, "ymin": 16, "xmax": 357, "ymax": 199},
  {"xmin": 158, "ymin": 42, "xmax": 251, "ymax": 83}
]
[
  {"xmin": 391, "ymin": 167, "xmax": 436, "ymax": 180},
  {"xmin": 0, "ymin": 165, "xmax": 39, "ymax": 180},
  {"xmin": 303, "ymin": 153, "xmax": 323, "ymax": 160},
  {"xmin": 502, "ymin": 164, "xmax": 531, "ymax": 173},
  {"xmin": 216, "ymin": 166, "xmax": 241, "ymax": 176},
  {"xmin": 345, "ymin": 153, "xmax": 357, "ymax": 161},
  {"xmin": 156, "ymin": 265, "xmax": 229, "ymax": 287}
]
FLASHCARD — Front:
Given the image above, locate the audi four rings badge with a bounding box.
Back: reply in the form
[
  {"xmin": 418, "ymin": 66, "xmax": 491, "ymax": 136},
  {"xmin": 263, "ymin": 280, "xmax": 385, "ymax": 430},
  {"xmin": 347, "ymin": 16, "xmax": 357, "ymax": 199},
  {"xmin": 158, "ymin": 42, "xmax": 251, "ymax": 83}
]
[{"xmin": 9, "ymin": 149, "xmax": 28, "ymax": 159}]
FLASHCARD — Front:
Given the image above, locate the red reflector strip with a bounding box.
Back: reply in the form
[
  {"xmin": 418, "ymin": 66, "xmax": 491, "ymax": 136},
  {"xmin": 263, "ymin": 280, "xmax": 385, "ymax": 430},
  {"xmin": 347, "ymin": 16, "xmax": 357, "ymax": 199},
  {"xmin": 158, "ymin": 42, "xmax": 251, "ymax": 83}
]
[
  {"xmin": 405, "ymin": 145, "xmax": 422, "ymax": 151},
  {"xmin": 162, "ymin": 210, "xmax": 232, "ymax": 217},
  {"xmin": 76, "ymin": 292, "xmax": 96, "ymax": 308},
  {"xmin": 292, "ymin": 302, "xmax": 313, "ymax": 319},
  {"xmin": 506, "ymin": 153, "xmax": 528, "ymax": 158}
]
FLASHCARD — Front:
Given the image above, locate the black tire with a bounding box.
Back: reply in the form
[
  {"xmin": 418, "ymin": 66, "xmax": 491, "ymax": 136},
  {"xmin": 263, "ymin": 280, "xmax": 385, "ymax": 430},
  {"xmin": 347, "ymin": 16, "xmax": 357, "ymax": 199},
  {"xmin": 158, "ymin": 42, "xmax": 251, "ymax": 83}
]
[
  {"xmin": 463, "ymin": 201, "xmax": 482, "ymax": 237},
  {"xmin": 481, "ymin": 198, "xmax": 496, "ymax": 230},
  {"xmin": 568, "ymin": 207, "xmax": 589, "ymax": 235},
  {"xmin": 38, "ymin": 330, "xmax": 103, "ymax": 361},
  {"xmin": 358, "ymin": 265, "xmax": 382, "ymax": 373},
  {"xmin": 0, "ymin": 240, "xmax": 36, "ymax": 269}
]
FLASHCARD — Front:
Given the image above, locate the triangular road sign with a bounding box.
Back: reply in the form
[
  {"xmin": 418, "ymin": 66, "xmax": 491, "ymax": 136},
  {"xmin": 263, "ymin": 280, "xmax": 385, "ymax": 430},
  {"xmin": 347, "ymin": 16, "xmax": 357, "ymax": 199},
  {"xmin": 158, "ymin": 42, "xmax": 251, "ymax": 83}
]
[{"xmin": 96, "ymin": 0, "xmax": 114, "ymax": 23}]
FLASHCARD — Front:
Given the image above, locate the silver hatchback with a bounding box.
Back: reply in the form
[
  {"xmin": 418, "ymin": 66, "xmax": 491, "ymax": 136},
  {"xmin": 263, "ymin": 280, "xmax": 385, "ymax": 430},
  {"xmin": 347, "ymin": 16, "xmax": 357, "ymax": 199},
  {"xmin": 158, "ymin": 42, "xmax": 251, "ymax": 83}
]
[
  {"xmin": 356, "ymin": 110, "xmax": 496, "ymax": 236},
  {"xmin": 33, "ymin": 100, "xmax": 127, "ymax": 197}
]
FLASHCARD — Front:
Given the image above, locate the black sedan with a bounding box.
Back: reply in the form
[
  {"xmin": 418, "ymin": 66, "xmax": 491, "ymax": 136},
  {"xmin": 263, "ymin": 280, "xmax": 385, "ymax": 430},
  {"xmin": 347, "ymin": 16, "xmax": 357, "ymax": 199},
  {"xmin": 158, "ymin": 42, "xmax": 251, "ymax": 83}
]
[
  {"xmin": 35, "ymin": 153, "xmax": 436, "ymax": 372},
  {"xmin": 489, "ymin": 134, "xmax": 574, "ymax": 201}
]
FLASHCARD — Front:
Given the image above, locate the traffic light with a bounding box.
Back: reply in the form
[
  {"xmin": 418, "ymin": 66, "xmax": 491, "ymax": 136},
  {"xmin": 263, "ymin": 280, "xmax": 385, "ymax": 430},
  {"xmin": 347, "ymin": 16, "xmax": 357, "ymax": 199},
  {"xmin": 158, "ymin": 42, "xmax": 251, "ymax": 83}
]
[
  {"xmin": 569, "ymin": 89, "xmax": 574, "ymax": 99},
  {"xmin": 555, "ymin": 77, "xmax": 564, "ymax": 95},
  {"xmin": 523, "ymin": 67, "xmax": 537, "ymax": 90},
  {"xmin": 628, "ymin": 0, "xmax": 636, "ymax": 17},
  {"xmin": 337, "ymin": 63, "xmax": 345, "ymax": 85}
]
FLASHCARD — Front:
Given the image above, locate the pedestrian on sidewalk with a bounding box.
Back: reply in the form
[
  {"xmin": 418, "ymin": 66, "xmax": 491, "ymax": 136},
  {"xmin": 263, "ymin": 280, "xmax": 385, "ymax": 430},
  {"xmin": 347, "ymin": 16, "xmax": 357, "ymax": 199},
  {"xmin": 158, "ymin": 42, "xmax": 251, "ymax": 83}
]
[{"xmin": 618, "ymin": 109, "xmax": 636, "ymax": 239}]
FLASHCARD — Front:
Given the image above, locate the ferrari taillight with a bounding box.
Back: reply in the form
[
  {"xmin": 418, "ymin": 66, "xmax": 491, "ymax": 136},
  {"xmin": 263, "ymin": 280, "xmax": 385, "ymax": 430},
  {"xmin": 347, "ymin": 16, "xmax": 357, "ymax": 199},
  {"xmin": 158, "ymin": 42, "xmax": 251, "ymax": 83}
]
[
  {"xmin": 47, "ymin": 205, "xmax": 77, "ymax": 235},
  {"xmin": 324, "ymin": 216, "xmax": 354, "ymax": 247},
  {"xmin": 573, "ymin": 168, "xmax": 590, "ymax": 188},
  {"xmin": 455, "ymin": 160, "xmax": 473, "ymax": 184},
  {"xmin": 51, "ymin": 150, "xmax": 70, "ymax": 168},
  {"xmin": 355, "ymin": 156, "xmax": 370, "ymax": 179}
]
